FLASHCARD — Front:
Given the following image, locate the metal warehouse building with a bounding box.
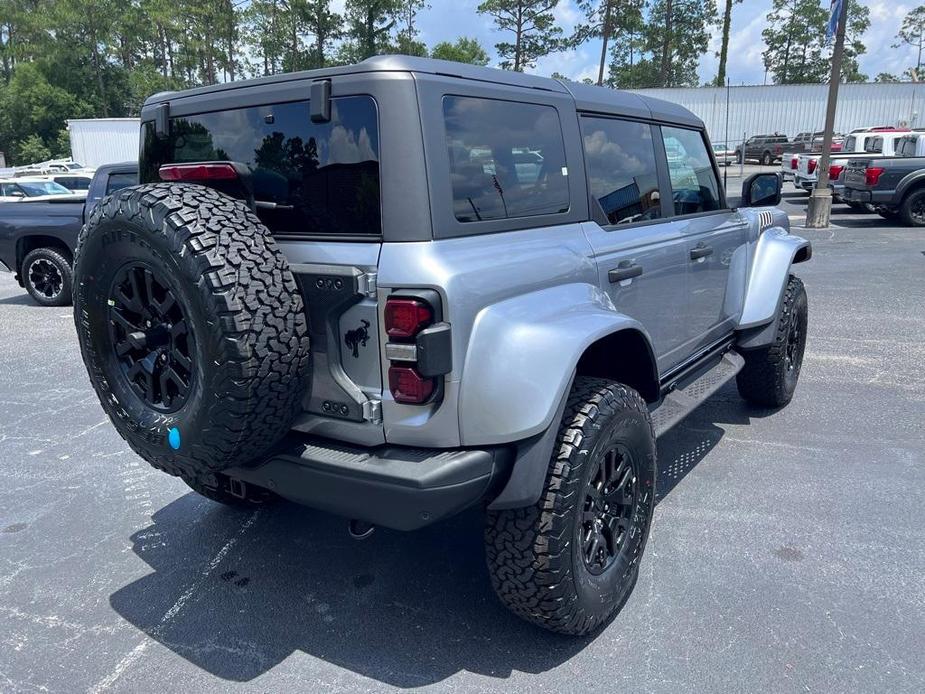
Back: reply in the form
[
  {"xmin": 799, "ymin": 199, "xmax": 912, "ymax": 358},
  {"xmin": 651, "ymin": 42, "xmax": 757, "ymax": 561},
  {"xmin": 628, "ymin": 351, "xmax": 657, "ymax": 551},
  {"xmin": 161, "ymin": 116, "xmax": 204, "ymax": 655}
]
[
  {"xmin": 632, "ymin": 83, "xmax": 921, "ymax": 147},
  {"xmin": 66, "ymin": 118, "xmax": 140, "ymax": 169}
]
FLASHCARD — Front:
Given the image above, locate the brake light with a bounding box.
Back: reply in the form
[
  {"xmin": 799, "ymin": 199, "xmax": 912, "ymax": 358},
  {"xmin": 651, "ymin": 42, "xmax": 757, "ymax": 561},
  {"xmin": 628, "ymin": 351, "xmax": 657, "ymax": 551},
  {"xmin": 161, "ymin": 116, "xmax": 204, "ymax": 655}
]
[
  {"xmin": 865, "ymin": 167, "xmax": 885, "ymax": 186},
  {"xmin": 829, "ymin": 164, "xmax": 844, "ymax": 180},
  {"xmin": 808, "ymin": 159, "xmax": 817, "ymax": 174},
  {"xmin": 388, "ymin": 366, "xmax": 435, "ymax": 404},
  {"xmin": 158, "ymin": 163, "xmax": 238, "ymax": 181},
  {"xmin": 384, "ymin": 298, "xmax": 433, "ymax": 339},
  {"xmin": 790, "ymin": 156, "xmax": 798, "ymax": 170}
]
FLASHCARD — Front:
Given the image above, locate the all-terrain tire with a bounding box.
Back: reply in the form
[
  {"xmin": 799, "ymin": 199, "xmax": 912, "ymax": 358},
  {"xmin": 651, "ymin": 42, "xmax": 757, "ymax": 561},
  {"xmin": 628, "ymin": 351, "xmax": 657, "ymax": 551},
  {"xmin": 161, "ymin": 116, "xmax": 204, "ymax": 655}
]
[
  {"xmin": 485, "ymin": 378, "xmax": 657, "ymax": 635},
  {"xmin": 22, "ymin": 247, "xmax": 73, "ymax": 306},
  {"xmin": 73, "ymin": 183, "xmax": 311, "ymax": 479},
  {"xmin": 899, "ymin": 188, "xmax": 925, "ymax": 227},
  {"xmin": 736, "ymin": 275, "xmax": 808, "ymax": 407}
]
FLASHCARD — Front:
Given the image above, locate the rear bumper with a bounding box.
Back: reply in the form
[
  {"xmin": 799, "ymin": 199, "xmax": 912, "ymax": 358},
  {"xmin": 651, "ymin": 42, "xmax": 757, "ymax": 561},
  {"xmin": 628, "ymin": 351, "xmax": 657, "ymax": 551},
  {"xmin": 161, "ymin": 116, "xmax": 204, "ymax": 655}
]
[
  {"xmin": 226, "ymin": 434, "xmax": 513, "ymax": 531},
  {"xmin": 842, "ymin": 187, "xmax": 871, "ymax": 203},
  {"xmin": 794, "ymin": 175, "xmax": 815, "ymax": 191}
]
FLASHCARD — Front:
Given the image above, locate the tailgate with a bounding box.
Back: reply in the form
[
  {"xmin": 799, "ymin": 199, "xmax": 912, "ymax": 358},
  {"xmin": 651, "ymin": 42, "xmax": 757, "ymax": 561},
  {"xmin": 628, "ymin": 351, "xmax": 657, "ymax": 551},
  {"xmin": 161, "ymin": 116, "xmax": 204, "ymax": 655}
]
[{"xmin": 844, "ymin": 159, "xmax": 871, "ymax": 187}]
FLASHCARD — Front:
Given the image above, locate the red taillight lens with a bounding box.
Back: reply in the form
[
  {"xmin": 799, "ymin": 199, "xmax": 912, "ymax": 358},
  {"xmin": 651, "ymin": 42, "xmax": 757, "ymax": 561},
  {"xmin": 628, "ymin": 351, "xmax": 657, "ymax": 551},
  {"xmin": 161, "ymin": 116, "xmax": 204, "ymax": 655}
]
[
  {"xmin": 829, "ymin": 164, "xmax": 844, "ymax": 180},
  {"xmin": 790, "ymin": 157, "xmax": 798, "ymax": 170},
  {"xmin": 865, "ymin": 167, "xmax": 885, "ymax": 186},
  {"xmin": 385, "ymin": 298, "xmax": 433, "ymax": 339},
  {"xmin": 808, "ymin": 159, "xmax": 817, "ymax": 174},
  {"xmin": 388, "ymin": 366, "xmax": 434, "ymax": 404},
  {"xmin": 158, "ymin": 163, "xmax": 238, "ymax": 181}
]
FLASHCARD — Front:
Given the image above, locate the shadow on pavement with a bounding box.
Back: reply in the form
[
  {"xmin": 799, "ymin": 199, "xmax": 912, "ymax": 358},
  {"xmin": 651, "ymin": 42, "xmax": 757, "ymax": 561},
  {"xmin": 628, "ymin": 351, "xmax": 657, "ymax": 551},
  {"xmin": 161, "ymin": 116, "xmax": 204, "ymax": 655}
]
[
  {"xmin": 0, "ymin": 293, "xmax": 37, "ymax": 306},
  {"xmin": 109, "ymin": 382, "xmax": 778, "ymax": 686}
]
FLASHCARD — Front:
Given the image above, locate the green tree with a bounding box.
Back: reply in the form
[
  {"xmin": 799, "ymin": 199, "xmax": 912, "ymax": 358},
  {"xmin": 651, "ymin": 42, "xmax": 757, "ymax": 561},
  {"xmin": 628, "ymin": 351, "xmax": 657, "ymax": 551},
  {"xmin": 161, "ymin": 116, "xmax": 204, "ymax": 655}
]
[
  {"xmin": 15, "ymin": 134, "xmax": 51, "ymax": 164},
  {"xmin": 477, "ymin": 0, "xmax": 562, "ymax": 72},
  {"xmin": 343, "ymin": 0, "xmax": 402, "ymax": 61},
  {"xmin": 605, "ymin": 0, "xmax": 715, "ymax": 88},
  {"xmin": 431, "ymin": 36, "xmax": 490, "ymax": 65},
  {"xmin": 54, "ymin": 129, "xmax": 72, "ymax": 159},
  {"xmin": 303, "ymin": 0, "xmax": 345, "ymax": 68},
  {"xmin": 874, "ymin": 72, "xmax": 899, "ymax": 83},
  {"xmin": 762, "ymin": 0, "xmax": 870, "ymax": 84},
  {"xmin": 395, "ymin": 0, "xmax": 429, "ymax": 56},
  {"xmin": 574, "ymin": 0, "xmax": 645, "ymax": 86},
  {"xmin": 894, "ymin": 6, "xmax": 925, "ymax": 79},
  {"xmin": 714, "ymin": 0, "xmax": 742, "ymax": 86}
]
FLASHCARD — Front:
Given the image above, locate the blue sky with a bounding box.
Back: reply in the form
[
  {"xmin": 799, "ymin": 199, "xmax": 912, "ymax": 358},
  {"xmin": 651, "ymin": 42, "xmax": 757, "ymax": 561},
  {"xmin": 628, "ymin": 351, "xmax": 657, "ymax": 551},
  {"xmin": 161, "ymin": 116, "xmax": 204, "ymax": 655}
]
[{"xmin": 401, "ymin": 0, "xmax": 919, "ymax": 85}]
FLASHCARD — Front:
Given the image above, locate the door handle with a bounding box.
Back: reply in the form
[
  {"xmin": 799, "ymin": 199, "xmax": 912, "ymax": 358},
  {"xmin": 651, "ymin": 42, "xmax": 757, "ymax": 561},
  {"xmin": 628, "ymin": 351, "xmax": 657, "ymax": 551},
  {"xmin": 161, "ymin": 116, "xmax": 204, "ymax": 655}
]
[
  {"xmin": 689, "ymin": 244, "xmax": 714, "ymax": 260},
  {"xmin": 608, "ymin": 262, "xmax": 643, "ymax": 283}
]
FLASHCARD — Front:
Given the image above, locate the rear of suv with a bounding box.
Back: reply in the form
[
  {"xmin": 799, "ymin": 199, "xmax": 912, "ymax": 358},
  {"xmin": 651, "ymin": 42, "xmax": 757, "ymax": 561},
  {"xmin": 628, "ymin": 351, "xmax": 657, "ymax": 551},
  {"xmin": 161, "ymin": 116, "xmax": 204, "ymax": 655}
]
[{"xmin": 73, "ymin": 56, "xmax": 810, "ymax": 635}]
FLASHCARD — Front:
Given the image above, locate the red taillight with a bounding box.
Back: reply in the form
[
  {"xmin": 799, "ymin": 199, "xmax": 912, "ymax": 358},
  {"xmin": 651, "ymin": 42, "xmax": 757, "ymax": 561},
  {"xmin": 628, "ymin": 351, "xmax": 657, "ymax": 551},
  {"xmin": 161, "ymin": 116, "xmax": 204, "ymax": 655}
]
[
  {"xmin": 790, "ymin": 156, "xmax": 798, "ymax": 170},
  {"xmin": 388, "ymin": 366, "xmax": 435, "ymax": 404},
  {"xmin": 829, "ymin": 164, "xmax": 844, "ymax": 180},
  {"xmin": 384, "ymin": 298, "xmax": 433, "ymax": 339},
  {"xmin": 808, "ymin": 159, "xmax": 817, "ymax": 174},
  {"xmin": 865, "ymin": 167, "xmax": 885, "ymax": 186},
  {"xmin": 158, "ymin": 163, "xmax": 238, "ymax": 181}
]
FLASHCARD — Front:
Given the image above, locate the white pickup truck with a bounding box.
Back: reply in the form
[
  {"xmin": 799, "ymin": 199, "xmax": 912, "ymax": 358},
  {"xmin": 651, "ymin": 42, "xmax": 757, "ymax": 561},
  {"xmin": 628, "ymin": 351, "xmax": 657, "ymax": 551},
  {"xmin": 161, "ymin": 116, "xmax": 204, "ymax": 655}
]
[{"xmin": 793, "ymin": 130, "xmax": 910, "ymax": 198}]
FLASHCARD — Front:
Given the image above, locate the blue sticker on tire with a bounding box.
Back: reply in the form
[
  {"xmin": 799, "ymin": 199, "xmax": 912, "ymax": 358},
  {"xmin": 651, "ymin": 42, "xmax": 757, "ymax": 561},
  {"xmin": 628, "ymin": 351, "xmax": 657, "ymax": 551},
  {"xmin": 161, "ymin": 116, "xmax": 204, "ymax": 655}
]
[{"xmin": 168, "ymin": 427, "xmax": 181, "ymax": 450}]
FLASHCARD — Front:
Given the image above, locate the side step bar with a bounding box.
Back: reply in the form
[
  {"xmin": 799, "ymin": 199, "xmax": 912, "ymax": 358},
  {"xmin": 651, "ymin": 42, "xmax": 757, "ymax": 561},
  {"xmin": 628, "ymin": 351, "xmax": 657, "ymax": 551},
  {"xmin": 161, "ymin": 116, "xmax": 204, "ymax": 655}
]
[{"xmin": 650, "ymin": 350, "xmax": 744, "ymax": 437}]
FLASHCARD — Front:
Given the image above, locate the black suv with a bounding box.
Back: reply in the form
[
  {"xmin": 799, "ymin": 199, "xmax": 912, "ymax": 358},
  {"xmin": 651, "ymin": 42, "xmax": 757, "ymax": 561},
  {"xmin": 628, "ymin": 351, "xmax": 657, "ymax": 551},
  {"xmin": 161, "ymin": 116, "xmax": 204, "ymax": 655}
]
[{"xmin": 736, "ymin": 135, "xmax": 789, "ymax": 165}]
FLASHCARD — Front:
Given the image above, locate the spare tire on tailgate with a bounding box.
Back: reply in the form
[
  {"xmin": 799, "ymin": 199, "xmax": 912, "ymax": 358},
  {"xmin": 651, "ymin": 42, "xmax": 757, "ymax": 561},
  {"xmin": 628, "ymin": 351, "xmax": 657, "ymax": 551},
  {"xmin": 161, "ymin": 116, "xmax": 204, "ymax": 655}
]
[{"xmin": 73, "ymin": 183, "xmax": 311, "ymax": 479}]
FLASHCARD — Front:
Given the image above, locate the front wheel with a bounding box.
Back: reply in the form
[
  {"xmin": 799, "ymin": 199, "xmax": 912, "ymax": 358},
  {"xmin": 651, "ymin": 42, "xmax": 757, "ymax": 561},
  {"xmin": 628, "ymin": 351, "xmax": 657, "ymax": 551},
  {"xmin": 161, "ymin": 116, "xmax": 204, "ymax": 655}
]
[
  {"xmin": 485, "ymin": 378, "xmax": 656, "ymax": 635},
  {"xmin": 737, "ymin": 275, "xmax": 808, "ymax": 407}
]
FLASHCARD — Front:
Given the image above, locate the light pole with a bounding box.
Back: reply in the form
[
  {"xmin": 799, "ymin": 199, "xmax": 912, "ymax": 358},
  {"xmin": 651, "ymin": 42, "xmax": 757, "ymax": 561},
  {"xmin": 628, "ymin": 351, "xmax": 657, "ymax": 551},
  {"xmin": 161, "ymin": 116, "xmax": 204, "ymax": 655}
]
[{"xmin": 806, "ymin": 0, "xmax": 849, "ymax": 228}]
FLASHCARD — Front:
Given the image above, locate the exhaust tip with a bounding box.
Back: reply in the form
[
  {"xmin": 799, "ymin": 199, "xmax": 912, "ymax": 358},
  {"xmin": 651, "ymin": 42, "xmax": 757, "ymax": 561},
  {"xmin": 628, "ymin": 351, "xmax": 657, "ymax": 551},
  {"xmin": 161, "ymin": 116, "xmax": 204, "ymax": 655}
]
[{"xmin": 348, "ymin": 519, "xmax": 375, "ymax": 540}]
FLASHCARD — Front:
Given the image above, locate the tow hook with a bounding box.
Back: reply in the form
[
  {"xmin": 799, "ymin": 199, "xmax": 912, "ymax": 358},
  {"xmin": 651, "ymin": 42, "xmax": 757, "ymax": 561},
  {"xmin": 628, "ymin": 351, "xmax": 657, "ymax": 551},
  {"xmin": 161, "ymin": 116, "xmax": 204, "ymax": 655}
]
[{"xmin": 348, "ymin": 519, "xmax": 375, "ymax": 540}]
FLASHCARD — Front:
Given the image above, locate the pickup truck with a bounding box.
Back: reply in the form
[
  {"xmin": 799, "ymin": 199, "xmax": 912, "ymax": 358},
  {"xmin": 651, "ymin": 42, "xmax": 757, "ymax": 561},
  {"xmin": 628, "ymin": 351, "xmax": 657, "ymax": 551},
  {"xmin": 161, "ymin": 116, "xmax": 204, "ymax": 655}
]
[
  {"xmin": 0, "ymin": 162, "xmax": 137, "ymax": 305},
  {"xmin": 793, "ymin": 130, "xmax": 910, "ymax": 199},
  {"xmin": 780, "ymin": 132, "xmax": 844, "ymax": 181},
  {"xmin": 842, "ymin": 144, "xmax": 925, "ymax": 226},
  {"xmin": 735, "ymin": 134, "xmax": 790, "ymax": 165}
]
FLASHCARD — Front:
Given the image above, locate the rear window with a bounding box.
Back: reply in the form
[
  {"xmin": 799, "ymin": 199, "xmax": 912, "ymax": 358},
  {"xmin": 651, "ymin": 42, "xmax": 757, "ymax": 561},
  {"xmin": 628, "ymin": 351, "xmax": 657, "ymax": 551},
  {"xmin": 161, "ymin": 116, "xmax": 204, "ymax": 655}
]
[
  {"xmin": 106, "ymin": 172, "xmax": 137, "ymax": 194},
  {"xmin": 142, "ymin": 96, "xmax": 381, "ymax": 238},
  {"xmin": 55, "ymin": 177, "xmax": 91, "ymax": 190},
  {"xmin": 844, "ymin": 135, "xmax": 857, "ymax": 152},
  {"xmin": 443, "ymin": 96, "xmax": 569, "ymax": 222}
]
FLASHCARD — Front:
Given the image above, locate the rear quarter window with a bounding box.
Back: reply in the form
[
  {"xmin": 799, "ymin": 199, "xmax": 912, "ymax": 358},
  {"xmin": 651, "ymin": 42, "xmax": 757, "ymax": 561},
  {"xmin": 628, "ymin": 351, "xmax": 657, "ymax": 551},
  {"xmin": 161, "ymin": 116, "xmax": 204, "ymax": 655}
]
[
  {"xmin": 442, "ymin": 96, "xmax": 569, "ymax": 222},
  {"xmin": 142, "ymin": 96, "xmax": 381, "ymax": 238}
]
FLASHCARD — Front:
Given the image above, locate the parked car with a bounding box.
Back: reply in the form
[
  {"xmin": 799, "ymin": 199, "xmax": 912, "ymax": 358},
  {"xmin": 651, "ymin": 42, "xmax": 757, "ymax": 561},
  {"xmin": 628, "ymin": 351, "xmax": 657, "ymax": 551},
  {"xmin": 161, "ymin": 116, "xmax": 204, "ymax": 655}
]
[
  {"xmin": 711, "ymin": 142, "xmax": 735, "ymax": 165},
  {"xmin": 70, "ymin": 57, "xmax": 810, "ymax": 636},
  {"xmin": 793, "ymin": 129, "xmax": 910, "ymax": 195},
  {"xmin": 0, "ymin": 162, "xmax": 138, "ymax": 305},
  {"xmin": 0, "ymin": 178, "xmax": 74, "ymax": 202},
  {"xmin": 735, "ymin": 134, "xmax": 790, "ymax": 165},
  {"xmin": 842, "ymin": 149, "xmax": 925, "ymax": 226}
]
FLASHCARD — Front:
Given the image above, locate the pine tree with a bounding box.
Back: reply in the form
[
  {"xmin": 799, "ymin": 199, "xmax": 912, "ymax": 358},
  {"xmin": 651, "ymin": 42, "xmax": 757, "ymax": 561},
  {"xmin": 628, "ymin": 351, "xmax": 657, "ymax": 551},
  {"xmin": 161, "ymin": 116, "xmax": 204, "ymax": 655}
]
[{"xmin": 477, "ymin": 0, "xmax": 562, "ymax": 72}]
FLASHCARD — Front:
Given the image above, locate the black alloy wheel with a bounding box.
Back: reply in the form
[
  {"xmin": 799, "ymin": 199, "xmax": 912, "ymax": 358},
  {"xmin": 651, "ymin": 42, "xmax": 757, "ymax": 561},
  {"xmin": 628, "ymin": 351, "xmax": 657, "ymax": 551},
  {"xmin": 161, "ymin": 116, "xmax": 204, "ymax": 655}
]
[
  {"xmin": 28, "ymin": 258, "xmax": 64, "ymax": 300},
  {"xmin": 581, "ymin": 443, "xmax": 638, "ymax": 575},
  {"xmin": 107, "ymin": 263, "xmax": 195, "ymax": 412}
]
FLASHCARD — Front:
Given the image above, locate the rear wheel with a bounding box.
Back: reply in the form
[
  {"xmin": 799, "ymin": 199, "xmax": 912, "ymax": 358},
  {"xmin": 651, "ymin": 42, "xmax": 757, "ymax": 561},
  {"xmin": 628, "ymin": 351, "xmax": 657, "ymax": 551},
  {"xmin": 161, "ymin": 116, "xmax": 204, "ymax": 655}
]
[
  {"xmin": 73, "ymin": 183, "xmax": 311, "ymax": 479},
  {"xmin": 899, "ymin": 189, "xmax": 925, "ymax": 227},
  {"xmin": 22, "ymin": 247, "xmax": 72, "ymax": 307},
  {"xmin": 485, "ymin": 378, "xmax": 656, "ymax": 635},
  {"xmin": 737, "ymin": 275, "xmax": 808, "ymax": 407},
  {"xmin": 761, "ymin": 151, "xmax": 773, "ymax": 166}
]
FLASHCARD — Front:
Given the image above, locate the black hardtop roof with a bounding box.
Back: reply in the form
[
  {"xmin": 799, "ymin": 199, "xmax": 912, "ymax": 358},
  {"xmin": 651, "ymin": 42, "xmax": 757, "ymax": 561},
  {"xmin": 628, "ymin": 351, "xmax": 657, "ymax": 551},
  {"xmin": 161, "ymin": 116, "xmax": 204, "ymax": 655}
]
[{"xmin": 143, "ymin": 55, "xmax": 702, "ymax": 129}]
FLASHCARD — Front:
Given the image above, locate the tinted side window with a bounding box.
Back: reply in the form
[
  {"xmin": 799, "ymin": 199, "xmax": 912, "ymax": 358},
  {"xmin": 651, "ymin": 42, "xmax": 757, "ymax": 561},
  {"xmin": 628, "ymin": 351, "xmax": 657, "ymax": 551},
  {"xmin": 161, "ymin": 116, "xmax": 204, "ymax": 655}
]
[
  {"xmin": 844, "ymin": 135, "xmax": 857, "ymax": 151},
  {"xmin": 865, "ymin": 137, "xmax": 883, "ymax": 153},
  {"xmin": 106, "ymin": 172, "xmax": 137, "ymax": 194},
  {"xmin": 660, "ymin": 126, "xmax": 721, "ymax": 216},
  {"xmin": 148, "ymin": 96, "xmax": 381, "ymax": 237},
  {"xmin": 443, "ymin": 96, "xmax": 569, "ymax": 222},
  {"xmin": 581, "ymin": 117, "xmax": 661, "ymax": 226}
]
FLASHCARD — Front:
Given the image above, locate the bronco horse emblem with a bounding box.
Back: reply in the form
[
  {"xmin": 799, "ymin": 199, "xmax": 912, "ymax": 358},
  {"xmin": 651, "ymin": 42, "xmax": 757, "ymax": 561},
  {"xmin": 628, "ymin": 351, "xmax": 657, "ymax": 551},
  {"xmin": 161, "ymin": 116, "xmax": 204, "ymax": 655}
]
[{"xmin": 344, "ymin": 319, "xmax": 371, "ymax": 358}]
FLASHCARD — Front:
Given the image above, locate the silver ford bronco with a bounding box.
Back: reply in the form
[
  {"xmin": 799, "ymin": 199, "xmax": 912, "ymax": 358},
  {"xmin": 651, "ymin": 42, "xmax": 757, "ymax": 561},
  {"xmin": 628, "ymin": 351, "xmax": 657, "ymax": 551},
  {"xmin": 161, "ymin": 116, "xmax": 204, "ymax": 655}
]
[{"xmin": 73, "ymin": 56, "xmax": 810, "ymax": 635}]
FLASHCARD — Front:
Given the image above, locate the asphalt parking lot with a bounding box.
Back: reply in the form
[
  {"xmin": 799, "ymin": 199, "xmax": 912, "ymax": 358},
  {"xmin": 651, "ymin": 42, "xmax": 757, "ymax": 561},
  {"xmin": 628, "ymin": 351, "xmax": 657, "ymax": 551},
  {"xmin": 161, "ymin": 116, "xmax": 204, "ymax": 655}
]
[{"xmin": 1, "ymin": 187, "xmax": 923, "ymax": 692}]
